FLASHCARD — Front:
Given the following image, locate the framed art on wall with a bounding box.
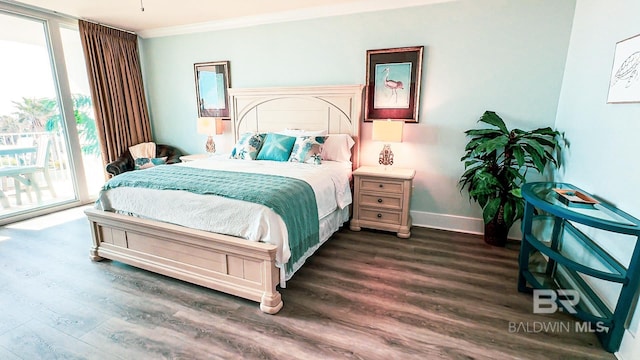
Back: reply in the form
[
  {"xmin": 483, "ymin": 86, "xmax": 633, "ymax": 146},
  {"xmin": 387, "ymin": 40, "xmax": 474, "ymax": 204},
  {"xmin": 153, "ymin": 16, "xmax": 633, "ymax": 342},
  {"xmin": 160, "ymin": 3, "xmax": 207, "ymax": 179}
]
[
  {"xmin": 194, "ymin": 61, "xmax": 231, "ymax": 118},
  {"xmin": 607, "ymin": 33, "xmax": 640, "ymax": 104},
  {"xmin": 364, "ymin": 46, "xmax": 424, "ymax": 122}
]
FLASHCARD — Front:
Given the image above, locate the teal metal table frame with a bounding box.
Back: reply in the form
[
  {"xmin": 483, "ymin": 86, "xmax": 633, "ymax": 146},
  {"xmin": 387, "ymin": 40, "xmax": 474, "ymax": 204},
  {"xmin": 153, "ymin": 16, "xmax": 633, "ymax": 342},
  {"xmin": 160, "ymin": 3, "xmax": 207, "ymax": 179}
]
[{"xmin": 518, "ymin": 182, "xmax": 640, "ymax": 353}]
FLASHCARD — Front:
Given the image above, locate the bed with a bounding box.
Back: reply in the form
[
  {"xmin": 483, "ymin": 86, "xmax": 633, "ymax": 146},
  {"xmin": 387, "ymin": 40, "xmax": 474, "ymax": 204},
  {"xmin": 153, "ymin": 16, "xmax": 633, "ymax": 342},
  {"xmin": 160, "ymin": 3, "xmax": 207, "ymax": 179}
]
[{"xmin": 85, "ymin": 85, "xmax": 363, "ymax": 314}]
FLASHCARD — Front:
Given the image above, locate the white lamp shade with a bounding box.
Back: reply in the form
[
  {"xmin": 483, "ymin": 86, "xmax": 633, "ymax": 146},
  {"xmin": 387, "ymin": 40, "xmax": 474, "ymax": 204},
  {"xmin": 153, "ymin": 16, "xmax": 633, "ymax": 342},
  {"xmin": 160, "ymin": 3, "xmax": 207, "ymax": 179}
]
[
  {"xmin": 372, "ymin": 120, "xmax": 403, "ymax": 143},
  {"xmin": 197, "ymin": 117, "xmax": 223, "ymax": 135}
]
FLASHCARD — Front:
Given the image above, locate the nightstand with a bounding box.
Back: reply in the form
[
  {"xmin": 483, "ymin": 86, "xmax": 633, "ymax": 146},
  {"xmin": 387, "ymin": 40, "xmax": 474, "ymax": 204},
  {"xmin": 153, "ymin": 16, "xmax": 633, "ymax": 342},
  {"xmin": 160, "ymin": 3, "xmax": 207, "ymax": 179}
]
[
  {"xmin": 350, "ymin": 166, "xmax": 415, "ymax": 238},
  {"xmin": 179, "ymin": 154, "xmax": 209, "ymax": 162}
]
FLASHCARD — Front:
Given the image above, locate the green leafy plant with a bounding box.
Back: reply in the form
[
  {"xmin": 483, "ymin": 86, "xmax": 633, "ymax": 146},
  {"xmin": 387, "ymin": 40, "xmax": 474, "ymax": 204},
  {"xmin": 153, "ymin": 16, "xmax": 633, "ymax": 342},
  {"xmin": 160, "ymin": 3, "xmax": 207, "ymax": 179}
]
[
  {"xmin": 458, "ymin": 111, "xmax": 568, "ymax": 245},
  {"xmin": 2, "ymin": 95, "xmax": 101, "ymax": 157}
]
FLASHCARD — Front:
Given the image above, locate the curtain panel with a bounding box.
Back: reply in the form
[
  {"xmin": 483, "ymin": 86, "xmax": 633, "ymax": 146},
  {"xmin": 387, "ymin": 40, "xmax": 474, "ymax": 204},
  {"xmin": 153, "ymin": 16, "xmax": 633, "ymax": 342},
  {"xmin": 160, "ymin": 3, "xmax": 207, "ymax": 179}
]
[{"xmin": 79, "ymin": 20, "xmax": 152, "ymax": 170}]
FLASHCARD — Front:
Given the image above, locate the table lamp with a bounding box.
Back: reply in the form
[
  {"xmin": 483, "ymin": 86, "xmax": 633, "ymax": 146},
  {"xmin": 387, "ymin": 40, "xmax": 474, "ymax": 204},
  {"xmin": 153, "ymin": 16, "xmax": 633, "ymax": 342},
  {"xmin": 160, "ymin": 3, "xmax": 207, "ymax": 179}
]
[
  {"xmin": 372, "ymin": 119, "xmax": 403, "ymax": 168},
  {"xmin": 197, "ymin": 117, "xmax": 223, "ymax": 154}
]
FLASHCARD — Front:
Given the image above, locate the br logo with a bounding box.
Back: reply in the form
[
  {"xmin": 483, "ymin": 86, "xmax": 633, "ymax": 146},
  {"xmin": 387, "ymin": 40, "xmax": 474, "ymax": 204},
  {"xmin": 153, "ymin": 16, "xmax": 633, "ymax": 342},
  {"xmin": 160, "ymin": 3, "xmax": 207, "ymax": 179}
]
[{"xmin": 533, "ymin": 289, "xmax": 579, "ymax": 314}]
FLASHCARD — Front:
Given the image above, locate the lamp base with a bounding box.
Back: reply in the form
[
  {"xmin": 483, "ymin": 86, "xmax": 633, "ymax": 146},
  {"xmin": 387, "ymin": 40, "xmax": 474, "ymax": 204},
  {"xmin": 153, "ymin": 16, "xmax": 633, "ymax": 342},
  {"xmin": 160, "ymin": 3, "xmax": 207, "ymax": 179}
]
[
  {"xmin": 205, "ymin": 135, "xmax": 216, "ymax": 154},
  {"xmin": 378, "ymin": 144, "xmax": 394, "ymax": 167}
]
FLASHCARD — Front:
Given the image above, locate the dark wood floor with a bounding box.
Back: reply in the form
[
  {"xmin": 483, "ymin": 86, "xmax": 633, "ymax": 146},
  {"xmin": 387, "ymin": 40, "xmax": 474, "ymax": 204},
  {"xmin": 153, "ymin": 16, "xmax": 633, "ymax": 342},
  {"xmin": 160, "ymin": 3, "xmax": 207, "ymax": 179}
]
[{"xmin": 0, "ymin": 206, "xmax": 614, "ymax": 359}]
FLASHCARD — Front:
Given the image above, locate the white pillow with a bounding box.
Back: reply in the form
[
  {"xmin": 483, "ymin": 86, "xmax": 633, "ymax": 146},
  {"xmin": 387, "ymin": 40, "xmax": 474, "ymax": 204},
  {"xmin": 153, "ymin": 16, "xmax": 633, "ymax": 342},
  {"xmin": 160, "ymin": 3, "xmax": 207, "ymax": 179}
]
[
  {"xmin": 129, "ymin": 142, "xmax": 156, "ymax": 160},
  {"xmin": 321, "ymin": 134, "xmax": 355, "ymax": 163},
  {"xmin": 279, "ymin": 128, "xmax": 328, "ymax": 137}
]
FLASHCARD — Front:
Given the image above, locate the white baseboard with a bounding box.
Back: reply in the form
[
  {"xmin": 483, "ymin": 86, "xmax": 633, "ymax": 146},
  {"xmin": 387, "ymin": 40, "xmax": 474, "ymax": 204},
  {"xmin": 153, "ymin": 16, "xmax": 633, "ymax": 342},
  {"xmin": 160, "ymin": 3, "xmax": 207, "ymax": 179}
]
[
  {"xmin": 410, "ymin": 210, "xmax": 523, "ymax": 240},
  {"xmin": 411, "ymin": 210, "xmax": 484, "ymax": 235}
]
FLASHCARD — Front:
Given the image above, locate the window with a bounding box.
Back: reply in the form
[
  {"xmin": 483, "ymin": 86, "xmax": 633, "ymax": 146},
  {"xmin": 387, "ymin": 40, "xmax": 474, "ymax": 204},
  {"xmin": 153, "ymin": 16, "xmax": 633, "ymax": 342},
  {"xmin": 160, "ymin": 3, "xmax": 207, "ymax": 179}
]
[{"xmin": 0, "ymin": 4, "xmax": 102, "ymax": 223}]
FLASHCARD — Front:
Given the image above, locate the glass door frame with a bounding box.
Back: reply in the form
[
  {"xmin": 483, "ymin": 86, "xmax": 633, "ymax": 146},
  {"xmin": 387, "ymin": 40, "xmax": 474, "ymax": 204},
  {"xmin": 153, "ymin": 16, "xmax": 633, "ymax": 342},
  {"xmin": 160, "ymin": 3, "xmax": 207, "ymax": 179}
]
[{"xmin": 0, "ymin": 2, "xmax": 92, "ymax": 225}]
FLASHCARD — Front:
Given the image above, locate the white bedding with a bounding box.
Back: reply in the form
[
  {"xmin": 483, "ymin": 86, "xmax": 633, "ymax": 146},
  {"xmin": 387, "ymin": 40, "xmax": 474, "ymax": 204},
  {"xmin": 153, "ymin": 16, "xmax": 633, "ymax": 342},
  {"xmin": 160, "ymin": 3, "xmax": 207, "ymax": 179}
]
[{"xmin": 96, "ymin": 155, "xmax": 353, "ymax": 283}]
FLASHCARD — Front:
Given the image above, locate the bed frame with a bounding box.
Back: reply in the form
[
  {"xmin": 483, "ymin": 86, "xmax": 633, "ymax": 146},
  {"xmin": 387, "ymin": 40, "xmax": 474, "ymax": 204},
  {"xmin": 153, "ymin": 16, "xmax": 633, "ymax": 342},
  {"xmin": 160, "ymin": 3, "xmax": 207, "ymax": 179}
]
[{"xmin": 85, "ymin": 85, "xmax": 363, "ymax": 314}]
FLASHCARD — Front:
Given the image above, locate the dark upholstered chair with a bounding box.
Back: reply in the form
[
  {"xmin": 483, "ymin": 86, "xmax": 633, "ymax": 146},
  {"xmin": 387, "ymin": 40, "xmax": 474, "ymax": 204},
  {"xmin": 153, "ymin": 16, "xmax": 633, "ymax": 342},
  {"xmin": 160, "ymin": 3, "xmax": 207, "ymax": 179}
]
[{"xmin": 105, "ymin": 144, "xmax": 182, "ymax": 177}]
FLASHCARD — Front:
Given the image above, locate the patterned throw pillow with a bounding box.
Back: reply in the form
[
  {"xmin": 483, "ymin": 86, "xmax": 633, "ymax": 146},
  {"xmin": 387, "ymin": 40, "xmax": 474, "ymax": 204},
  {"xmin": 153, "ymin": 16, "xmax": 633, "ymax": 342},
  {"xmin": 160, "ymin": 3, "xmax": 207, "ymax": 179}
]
[
  {"xmin": 230, "ymin": 132, "xmax": 265, "ymax": 160},
  {"xmin": 134, "ymin": 157, "xmax": 167, "ymax": 170},
  {"xmin": 289, "ymin": 136, "xmax": 327, "ymax": 164},
  {"xmin": 256, "ymin": 133, "xmax": 297, "ymax": 161}
]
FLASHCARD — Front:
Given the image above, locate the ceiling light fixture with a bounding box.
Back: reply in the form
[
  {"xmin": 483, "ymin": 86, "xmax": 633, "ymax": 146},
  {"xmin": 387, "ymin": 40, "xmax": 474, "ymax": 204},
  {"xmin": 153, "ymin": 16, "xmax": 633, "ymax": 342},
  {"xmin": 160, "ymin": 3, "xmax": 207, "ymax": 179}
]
[{"xmin": 140, "ymin": 0, "xmax": 144, "ymax": 12}]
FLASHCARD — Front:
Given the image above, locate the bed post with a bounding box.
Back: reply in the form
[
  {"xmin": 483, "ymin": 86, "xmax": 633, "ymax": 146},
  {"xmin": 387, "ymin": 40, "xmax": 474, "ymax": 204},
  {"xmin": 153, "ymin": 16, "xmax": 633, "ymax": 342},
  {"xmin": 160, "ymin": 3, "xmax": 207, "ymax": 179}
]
[
  {"xmin": 260, "ymin": 255, "xmax": 283, "ymax": 314},
  {"xmin": 88, "ymin": 218, "xmax": 105, "ymax": 262}
]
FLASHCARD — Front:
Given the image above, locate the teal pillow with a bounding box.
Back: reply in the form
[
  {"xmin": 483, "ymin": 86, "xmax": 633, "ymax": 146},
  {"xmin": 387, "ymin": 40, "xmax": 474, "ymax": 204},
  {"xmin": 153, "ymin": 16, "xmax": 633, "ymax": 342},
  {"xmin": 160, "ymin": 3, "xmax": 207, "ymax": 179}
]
[
  {"xmin": 230, "ymin": 132, "xmax": 265, "ymax": 160},
  {"xmin": 134, "ymin": 157, "xmax": 166, "ymax": 170},
  {"xmin": 256, "ymin": 133, "xmax": 296, "ymax": 161}
]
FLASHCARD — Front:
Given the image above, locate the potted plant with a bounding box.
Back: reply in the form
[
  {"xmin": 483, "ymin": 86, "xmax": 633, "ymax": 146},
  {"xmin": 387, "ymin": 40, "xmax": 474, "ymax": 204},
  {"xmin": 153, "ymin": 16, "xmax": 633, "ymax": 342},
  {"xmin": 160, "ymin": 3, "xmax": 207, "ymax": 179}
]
[{"xmin": 458, "ymin": 111, "xmax": 567, "ymax": 246}]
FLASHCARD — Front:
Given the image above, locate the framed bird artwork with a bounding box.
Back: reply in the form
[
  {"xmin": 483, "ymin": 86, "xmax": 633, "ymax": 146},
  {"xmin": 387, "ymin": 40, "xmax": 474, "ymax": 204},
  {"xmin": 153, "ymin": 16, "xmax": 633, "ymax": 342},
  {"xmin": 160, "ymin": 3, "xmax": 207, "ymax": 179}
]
[{"xmin": 364, "ymin": 46, "xmax": 424, "ymax": 123}]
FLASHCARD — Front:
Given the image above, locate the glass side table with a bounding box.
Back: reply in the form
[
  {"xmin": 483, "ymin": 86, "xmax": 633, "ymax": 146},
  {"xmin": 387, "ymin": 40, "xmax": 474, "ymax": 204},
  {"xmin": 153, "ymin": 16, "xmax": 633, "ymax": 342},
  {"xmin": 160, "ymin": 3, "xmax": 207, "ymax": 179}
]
[{"xmin": 518, "ymin": 182, "xmax": 640, "ymax": 353}]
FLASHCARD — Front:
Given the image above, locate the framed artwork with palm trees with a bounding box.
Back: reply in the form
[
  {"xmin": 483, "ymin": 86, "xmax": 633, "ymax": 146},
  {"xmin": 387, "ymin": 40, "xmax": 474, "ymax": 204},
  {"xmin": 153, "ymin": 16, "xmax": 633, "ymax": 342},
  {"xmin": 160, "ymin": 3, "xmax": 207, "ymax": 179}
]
[
  {"xmin": 364, "ymin": 46, "xmax": 424, "ymax": 123},
  {"xmin": 194, "ymin": 61, "xmax": 231, "ymax": 119}
]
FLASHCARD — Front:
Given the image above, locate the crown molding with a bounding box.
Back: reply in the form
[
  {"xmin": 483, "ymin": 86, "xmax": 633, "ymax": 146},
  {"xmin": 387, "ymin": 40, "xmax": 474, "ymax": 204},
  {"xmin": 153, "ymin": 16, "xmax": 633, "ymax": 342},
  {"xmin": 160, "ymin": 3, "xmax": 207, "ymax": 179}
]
[{"xmin": 138, "ymin": 0, "xmax": 455, "ymax": 39}]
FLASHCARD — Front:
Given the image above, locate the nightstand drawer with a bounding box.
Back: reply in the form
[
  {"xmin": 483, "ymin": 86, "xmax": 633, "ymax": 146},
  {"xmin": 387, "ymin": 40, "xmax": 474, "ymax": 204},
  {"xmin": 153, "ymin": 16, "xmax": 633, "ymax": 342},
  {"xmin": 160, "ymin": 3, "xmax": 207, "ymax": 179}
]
[
  {"xmin": 359, "ymin": 178, "xmax": 404, "ymax": 194},
  {"xmin": 359, "ymin": 208, "xmax": 402, "ymax": 225},
  {"xmin": 359, "ymin": 193, "xmax": 402, "ymax": 210}
]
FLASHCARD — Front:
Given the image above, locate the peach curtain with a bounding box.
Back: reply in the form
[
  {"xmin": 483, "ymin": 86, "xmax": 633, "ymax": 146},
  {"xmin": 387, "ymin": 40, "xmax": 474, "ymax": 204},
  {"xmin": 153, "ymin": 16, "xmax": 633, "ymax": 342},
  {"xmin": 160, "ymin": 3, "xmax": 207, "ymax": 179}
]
[{"xmin": 79, "ymin": 20, "xmax": 152, "ymax": 169}]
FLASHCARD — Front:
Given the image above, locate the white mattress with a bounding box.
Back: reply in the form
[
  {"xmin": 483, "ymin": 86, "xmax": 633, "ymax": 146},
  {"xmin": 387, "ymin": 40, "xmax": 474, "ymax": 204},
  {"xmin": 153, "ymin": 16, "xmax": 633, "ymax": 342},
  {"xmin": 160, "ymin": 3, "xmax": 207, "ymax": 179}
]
[{"xmin": 96, "ymin": 156, "xmax": 353, "ymax": 284}]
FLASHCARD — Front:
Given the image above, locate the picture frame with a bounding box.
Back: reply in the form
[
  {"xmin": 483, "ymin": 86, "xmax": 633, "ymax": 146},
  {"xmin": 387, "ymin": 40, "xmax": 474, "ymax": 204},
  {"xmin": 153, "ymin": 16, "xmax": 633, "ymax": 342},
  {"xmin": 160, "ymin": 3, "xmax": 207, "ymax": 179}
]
[
  {"xmin": 364, "ymin": 46, "xmax": 424, "ymax": 123},
  {"xmin": 194, "ymin": 61, "xmax": 231, "ymax": 118},
  {"xmin": 607, "ymin": 33, "xmax": 640, "ymax": 104}
]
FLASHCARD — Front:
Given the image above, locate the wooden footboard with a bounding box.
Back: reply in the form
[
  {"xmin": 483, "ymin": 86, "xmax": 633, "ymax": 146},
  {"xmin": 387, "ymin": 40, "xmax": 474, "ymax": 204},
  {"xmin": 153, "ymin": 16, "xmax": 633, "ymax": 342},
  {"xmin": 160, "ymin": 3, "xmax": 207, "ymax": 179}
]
[{"xmin": 85, "ymin": 209, "xmax": 283, "ymax": 314}]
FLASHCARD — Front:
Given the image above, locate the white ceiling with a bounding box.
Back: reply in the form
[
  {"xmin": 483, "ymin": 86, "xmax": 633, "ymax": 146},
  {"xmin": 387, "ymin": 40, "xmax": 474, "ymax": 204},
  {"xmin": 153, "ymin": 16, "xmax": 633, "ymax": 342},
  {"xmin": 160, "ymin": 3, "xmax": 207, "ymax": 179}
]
[{"xmin": 7, "ymin": 0, "xmax": 452, "ymax": 38}]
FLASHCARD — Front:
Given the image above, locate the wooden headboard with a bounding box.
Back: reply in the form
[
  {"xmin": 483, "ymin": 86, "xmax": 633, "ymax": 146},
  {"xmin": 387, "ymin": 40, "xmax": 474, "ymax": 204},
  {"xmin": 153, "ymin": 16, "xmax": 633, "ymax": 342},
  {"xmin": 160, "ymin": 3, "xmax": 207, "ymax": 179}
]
[{"xmin": 229, "ymin": 85, "xmax": 364, "ymax": 168}]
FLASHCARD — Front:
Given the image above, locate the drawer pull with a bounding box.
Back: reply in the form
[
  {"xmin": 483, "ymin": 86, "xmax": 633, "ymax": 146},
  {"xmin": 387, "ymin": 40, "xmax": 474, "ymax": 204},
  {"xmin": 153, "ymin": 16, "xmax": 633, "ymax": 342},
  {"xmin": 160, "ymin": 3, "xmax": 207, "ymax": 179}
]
[
  {"xmin": 379, "ymin": 184, "xmax": 384, "ymax": 188},
  {"xmin": 377, "ymin": 198, "xmax": 383, "ymax": 203},
  {"xmin": 377, "ymin": 213, "xmax": 382, "ymax": 218}
]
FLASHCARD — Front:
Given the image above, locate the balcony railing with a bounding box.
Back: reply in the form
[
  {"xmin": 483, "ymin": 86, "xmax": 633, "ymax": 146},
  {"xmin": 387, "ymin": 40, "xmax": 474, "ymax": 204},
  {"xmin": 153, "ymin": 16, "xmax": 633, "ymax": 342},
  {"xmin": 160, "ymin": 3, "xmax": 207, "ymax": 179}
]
[
  {"xmin": 0, "ymin": 131, "xmax": 70, "ymax": 179},
  {"xmin": 0, "ymin": 130, "xmax": 77, "ymax": 213}
]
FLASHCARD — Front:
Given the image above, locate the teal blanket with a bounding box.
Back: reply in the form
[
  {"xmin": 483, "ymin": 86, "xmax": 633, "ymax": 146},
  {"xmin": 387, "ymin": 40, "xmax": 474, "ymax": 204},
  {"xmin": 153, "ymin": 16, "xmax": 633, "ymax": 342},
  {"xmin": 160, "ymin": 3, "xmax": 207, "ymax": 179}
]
[{"xmin": 103, "ymin": 165, "xmax": 319, "ymax": 274}]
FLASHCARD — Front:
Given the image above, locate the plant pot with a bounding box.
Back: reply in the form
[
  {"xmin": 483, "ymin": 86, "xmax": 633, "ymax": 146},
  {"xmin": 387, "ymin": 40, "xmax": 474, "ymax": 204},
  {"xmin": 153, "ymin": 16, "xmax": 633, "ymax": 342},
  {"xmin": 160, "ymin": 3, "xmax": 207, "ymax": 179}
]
[{"xmin": 484, "ymin": 219, "xmax": 509, "ymax": 247}]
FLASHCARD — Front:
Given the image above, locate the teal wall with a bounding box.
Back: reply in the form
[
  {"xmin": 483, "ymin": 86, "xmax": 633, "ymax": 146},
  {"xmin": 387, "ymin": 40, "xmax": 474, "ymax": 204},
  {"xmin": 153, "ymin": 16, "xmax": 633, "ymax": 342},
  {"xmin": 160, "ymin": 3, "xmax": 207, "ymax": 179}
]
[
  {"xmin": 139, "ymin": 0, "xmax": 576, "ymax": 229},
  {"xmin": 555, "ymin": 0, "xmax": 640, "ymax": 357}
]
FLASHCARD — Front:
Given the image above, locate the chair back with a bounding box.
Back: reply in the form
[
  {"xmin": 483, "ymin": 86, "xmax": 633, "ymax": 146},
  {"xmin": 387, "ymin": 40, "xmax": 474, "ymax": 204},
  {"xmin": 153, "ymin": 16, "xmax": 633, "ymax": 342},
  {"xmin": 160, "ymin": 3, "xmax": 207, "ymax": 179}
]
[{"xmin": 34, "ymin": 137, "xmax": 51, "ymax": 169}]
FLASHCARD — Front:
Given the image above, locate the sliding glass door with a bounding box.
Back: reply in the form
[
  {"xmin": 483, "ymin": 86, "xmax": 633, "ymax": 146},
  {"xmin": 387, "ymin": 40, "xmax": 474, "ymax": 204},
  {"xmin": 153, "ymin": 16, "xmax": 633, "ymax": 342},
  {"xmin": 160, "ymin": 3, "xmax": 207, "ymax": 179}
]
[
  {"xmin": 0, "ymin": 6, "xmax": 102, "ymax": 223},
  {"xmin": 59, "ymin": 26, "xmax": 104, "ymax": 197}
]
